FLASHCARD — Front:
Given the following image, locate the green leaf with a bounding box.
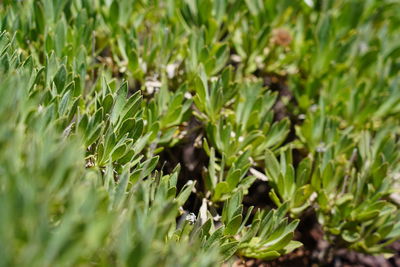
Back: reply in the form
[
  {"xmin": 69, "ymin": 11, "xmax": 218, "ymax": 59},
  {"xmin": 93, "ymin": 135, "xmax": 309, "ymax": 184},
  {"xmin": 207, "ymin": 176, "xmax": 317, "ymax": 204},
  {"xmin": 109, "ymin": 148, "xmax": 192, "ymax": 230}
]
[
  {"xmin": 204, "ymin": 227, "xmax": 225, "ymax": 250},
  {"xmin": 342, "ymin": 230, "xmax": 360, "ymax": 243},
  {"xmin": 265, "ymin": 149, "xmax": 280, "ymax": 182},
  {"xmin": 224, "ymin": 215, "xmax": 242, "ymax": 236},
  {"xmin": 53, "ymin": 65, "xmax": 67, "ymax": 94},
  {"xmin": 207, "ymin": 148, "xmax": 217, "ymax": 190},
  {"xmin": 113, "ymin": 168, "xmax": 130, "ymax": 208},
  {"xmin": 176, "ymin": 180, "xmax": 195, "ymax": 206},
  {"xmin": 111, "ymin": 82, "xmax": 128, "ymax": 124},
  {"xmin": 226, "ymin": 169, "xmax": 241, "ymax": 190},
  {"xmin": 220, "ymin": 241, "xmax": 239, "ymax": 260},
  {"xmin": 213, "ymin": 182, "xmax": 230, "ymax": 201}
]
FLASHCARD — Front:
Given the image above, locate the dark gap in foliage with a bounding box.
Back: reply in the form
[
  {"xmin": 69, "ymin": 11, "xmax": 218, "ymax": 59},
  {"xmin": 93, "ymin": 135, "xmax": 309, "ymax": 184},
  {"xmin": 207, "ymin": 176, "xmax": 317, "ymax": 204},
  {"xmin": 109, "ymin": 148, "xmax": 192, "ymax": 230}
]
[
  {"xmin": 262, "ymin": 72, "xmax": 309, "ymax": 166},
  {"xmin": 158, "ymin": 116, "xmax": 207, "ymax": 214}
]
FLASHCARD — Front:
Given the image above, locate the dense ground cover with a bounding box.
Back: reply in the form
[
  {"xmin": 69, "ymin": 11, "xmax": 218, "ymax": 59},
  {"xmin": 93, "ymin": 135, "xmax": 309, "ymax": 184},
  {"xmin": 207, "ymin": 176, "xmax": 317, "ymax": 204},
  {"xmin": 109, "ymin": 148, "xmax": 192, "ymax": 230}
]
[{"xmin": 0, "ymin": 0, "xmax": 399, "ymax": 266}]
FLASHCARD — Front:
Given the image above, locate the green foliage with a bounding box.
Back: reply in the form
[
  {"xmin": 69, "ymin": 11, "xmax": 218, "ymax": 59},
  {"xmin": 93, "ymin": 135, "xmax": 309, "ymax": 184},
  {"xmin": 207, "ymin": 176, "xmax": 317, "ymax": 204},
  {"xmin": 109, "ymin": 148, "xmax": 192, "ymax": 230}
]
[
  {"xmin": 265, "ymin": 148, "xmax": 313, "ymax": 216},
  {"xmin": 313, "ymin": 130, "xmax": 400, "ymax": 255},
  {"xmin": 227, "ymin": 197, "xmax": 302, "ymax": 260},
  {"xmin": 1, "ymin": 0, "xmax": 400, "ymax": 265}
]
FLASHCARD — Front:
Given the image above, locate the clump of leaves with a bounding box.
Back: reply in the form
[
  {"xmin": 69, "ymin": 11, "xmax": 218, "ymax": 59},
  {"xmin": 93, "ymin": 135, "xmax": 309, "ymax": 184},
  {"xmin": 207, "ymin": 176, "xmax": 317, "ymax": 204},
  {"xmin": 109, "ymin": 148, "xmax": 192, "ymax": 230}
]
[
  {"xmin": 1, "ymin": 0, "xmax": 400, "ymax": 265},
  {"xmin": 313, "ymin": 131, "xmax": 400, "ymax": 256}
]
